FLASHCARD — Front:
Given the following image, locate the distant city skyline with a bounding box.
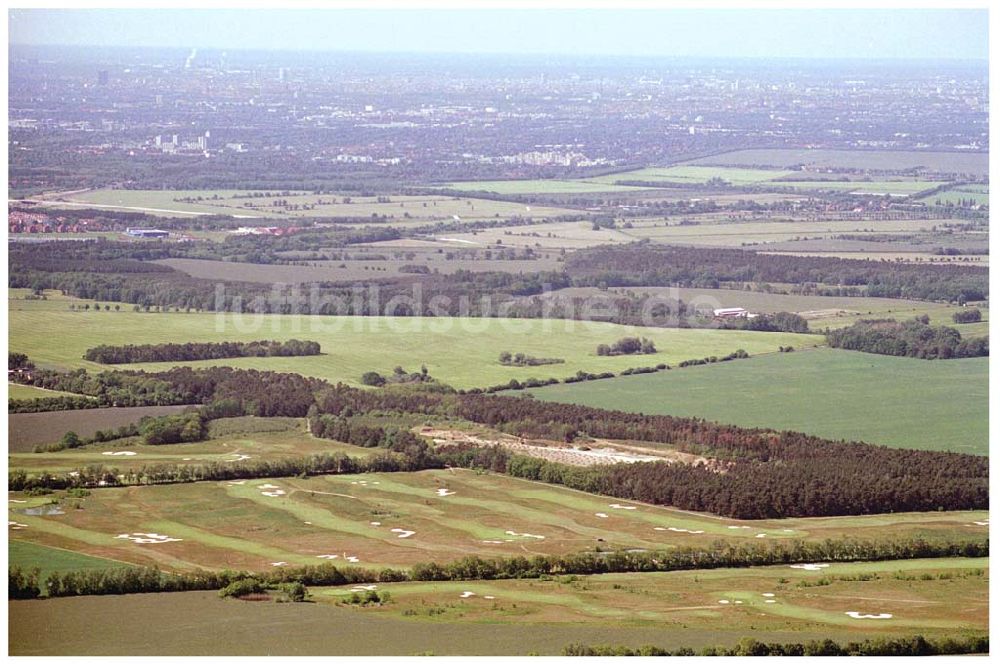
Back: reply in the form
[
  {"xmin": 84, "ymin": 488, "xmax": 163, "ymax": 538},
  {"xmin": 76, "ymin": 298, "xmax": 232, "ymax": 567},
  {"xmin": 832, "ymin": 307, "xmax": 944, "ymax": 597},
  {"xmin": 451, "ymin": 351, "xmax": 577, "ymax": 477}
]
[{"xmin": 7, "ymin": 8, "xmax": 989, "ymax": 61}]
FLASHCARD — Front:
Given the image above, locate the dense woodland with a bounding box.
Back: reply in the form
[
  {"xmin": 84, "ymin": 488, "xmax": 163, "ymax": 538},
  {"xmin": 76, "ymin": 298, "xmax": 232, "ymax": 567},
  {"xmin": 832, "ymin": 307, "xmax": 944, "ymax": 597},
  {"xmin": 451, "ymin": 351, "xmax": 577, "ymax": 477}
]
[
  {"xmin": 826, "ymin": 318, "xmax": 988, "ymax": 359},
  {"xmin": 83, "ymin": 339, "xmax": 321, "ymax": 364},
  {"xmin": 565, "ymin": 244, "xmax": 989, "ymax": 303}
]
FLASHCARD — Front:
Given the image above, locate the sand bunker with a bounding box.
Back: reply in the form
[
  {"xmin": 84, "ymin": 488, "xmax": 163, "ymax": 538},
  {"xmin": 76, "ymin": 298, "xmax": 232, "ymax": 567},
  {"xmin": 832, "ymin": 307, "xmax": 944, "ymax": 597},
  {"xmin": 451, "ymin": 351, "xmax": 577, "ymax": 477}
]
[
  {"xmin": 846, "ymin": 611, "xmax": 892, "ymax": 619},
  {"xmin": 391, "ymin": 528, "xmax": 416, "ymax": 538},
  {"xmin": 762, "ymin": 593, "xmax": 775, "ymax": 597},
  {"xmin": 482, "ymin": 540, "xmax": 505, "ymax": 544},
  {"xmin": 102, "ymin": 451, "xmax": 137, "ymax": 456},
  {"xmin": 595, "ymin": 513, "xmax": 609, "ymax": 518},
  {"xmin": 608, "ymin": 504, "xmax": 637, "ymax": 510},
  {"xmin": 656, "ymin": 527, "xmax": 705, "ymax": 534},
  {"xmin": 370, "ymin": 521, "xmax": 382, "ymax": 526},
  {"xmin": 317, "ymin": 554, "xmax": 339, "ymax": 560},
  {"xmin": 345, "ymin": 556, "xmax": 360, "ymax": 563},
  {"xmin": 436, "ymin": 488, "xmax": 456, "ymax": 497},
  {"xmin": 226, "ymin": 481, "xmax": 246, "ymax": 486},
  {"xmin": 351, "ymin": 584, "xmax": 377, "ymax": 592},
  {"xmin": 116, "ymin": 532, "xmax": 182, "ymax": 544},
  {"xmin": 226, "ymin": 454, "xmax": 252, "ymax": 463},
  {"xmin": 790, "ymin": 563, "xmax": 830, "ymax": 571},
  {"xmin": 271, "ymin": 561, "xmax": 288, "ymax": 567},
  {"xmin": 718, "ymin": 599, "xmax": 730, "ymax": 604},
  {"xmin": 972, "ymin": 520, "xmax": 989, "ymax": 526},
  {"xmin": 460, "ymin": 591, "xmax": 476, "ymax": 598},
  {"xmin": 505, "ymin": 530, "xmax": 545, "ymax": 539},
  {"xmin": 755, "ymin": 534, "xmax": 767, "ymax": 538},
  {"xmin": 727, "ymin": 526, "xmax": 751, "ymax": 530},
  {"xmin": 261, "ymin": 490, "xmax": 286, "ymax": 497},
  {"xmin": 9, "ymin": 521, "xmax": 28, "ymax": 530},
  {"xmin": 9, "ymin": 500, "xmax": 26, "ymax": 504},
  {"xmin": 182, "ymin": 458, "xmax": 192, "ymax": 461}
]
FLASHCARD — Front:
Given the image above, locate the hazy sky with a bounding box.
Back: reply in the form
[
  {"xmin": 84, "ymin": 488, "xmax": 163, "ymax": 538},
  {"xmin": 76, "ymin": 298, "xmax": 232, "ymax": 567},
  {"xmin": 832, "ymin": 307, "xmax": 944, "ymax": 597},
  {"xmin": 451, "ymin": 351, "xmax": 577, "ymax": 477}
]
[{"xmin": 8, "ymin": 8, "xmax": 989, "ymax": 60}]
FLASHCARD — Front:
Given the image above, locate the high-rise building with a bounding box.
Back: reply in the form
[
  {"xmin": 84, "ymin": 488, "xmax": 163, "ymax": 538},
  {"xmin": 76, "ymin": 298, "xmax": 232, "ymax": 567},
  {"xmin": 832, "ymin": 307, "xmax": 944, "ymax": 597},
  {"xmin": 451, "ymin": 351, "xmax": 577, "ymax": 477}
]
[
  {"xmin": 279, "ymin": 68, "xmax": 288, "ymax": 82},
  {"xmin": 97, "ymin": 70, "xmax": 109, "ymax": 85}
]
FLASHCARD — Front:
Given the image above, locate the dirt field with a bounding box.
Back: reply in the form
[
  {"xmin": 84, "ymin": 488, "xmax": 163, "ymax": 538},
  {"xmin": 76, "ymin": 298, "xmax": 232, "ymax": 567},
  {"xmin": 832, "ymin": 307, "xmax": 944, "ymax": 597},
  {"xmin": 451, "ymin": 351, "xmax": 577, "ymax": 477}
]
[
  {"xmin": 8, "ymin": 405, "xmax": 195, "ymax": 452},
  {"xmin": 419, "ymin": 427, "xmax": 714, "ymax": 469}
]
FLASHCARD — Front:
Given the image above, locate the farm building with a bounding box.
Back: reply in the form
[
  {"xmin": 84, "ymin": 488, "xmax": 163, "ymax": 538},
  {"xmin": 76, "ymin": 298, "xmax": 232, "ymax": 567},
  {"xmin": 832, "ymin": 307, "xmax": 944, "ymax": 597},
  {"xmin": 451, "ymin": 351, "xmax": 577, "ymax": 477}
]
[
  {"xmin": 713, "ymin": 307, "xmax": 750, "ymax": 318},
  {"xmin": 125, "ymin": 228, "xmax": 169, "ymax": 238}
]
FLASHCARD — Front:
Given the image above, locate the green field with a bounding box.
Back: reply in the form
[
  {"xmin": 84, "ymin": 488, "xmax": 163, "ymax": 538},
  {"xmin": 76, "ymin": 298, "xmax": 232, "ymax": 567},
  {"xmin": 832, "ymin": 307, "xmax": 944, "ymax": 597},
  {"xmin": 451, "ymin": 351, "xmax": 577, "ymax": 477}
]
[
  {"xmin": 8, "ymin": 296, "xmax": 820, "ymax": 390},
  {"xmin": 777, "ymin": 180, "xmax": 942, "ymax": 196},
  {"xmin": 526, "ymin": 348, "xmax": 988, "ymax": 455},
  {"xmin": 441, "ymin": 180, "xmax": 654, "ymax": 194},
  {"xmin": 619, "ymin": 217, "xmax": 943, "ymax": 248},
  {"xmin": 9, "ymin": 540, "xmax": 133, "ymax": 591},
  {"xmin": 918, "ymin": 187, "xmax": 989, "ymax": 207},
  {"xmin": 8, "ymin": 383, "xmax": 87, "ymax": 400},
  {"xmin": 583, "ymin": 165, "xmax": 794, "ymax": 186},
  {"xmin": 32, "ymin": 189, "xmax": 580, "ymax": 220},
  {"xmin": 10, "ymin": 554, "xmax": 987, "ymax": 655},
  {"xmin": 7, "ymin": 468, "xmax": 987, "ymax": 573},
  {"xmin": 686, "ymin": 149, "xmax": 989, "ymax": 177},
  {"xmin": 317, "ymin": 557, "xmax": 987, "ymax": 634}
]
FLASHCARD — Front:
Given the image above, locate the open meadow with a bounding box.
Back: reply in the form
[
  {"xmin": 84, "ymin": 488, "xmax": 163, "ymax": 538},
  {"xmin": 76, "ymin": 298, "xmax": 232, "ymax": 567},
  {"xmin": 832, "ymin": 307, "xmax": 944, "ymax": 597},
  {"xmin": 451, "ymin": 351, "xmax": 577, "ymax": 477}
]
[
  {"xmin": 7, "ymin": 468, "xmax": 988, "ymax": 573},
  {"xmin": 8, "ymin": 297, "xmax": 821, "ymax": 390},
  {"xmin": 32, "ymin": 189, "xmax": 581, "ymax": 221},
  {"xmin": 8, "ymin": 405, "xmax": 194, "ymax": 452},
  {"xmin": 525, "ymin": 348, "xmax": 988, "ymax": 455}
]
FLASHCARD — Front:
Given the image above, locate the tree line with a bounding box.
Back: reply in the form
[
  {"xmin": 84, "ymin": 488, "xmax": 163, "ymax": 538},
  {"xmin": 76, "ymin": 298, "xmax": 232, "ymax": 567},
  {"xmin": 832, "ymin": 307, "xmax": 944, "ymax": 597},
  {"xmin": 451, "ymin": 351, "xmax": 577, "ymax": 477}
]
[
  {"xmin": 826, "ymin": 317, "xmax": 988, "ymax": 359},
  {"xmin": 83, "ymin": 339, "xmax": 321, "ymax": 364},
  {"xmin": 563, "ymin": 635, "xmax": 989, "ymax": 657},
  {"xmin": 9, "ymin": 536, "xmax": 986, "ymax": 599},
  {"xmin": 566, "ymin": 244, "xmax": 988, "ymax": 303}
]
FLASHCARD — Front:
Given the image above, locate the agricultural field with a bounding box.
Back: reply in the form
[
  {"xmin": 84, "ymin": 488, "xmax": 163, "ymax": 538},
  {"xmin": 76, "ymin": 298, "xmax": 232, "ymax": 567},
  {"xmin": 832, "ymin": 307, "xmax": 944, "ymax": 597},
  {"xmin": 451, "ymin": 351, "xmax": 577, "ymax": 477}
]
[
  {"xmin": 775, "ymin": 180, "xmax": 942, "ymax": 196},
  {"xmin": 386, "ymin": 220, "xmax": 636, "ymax": 249},
  {"xmin": 918, "ymin": 186, "xmax": 989, "ymax": 207},
  {"xmin": 9, "ymin": 557, "xmax": 987, "ymax": 656},
  {"xmin": 8, "ymin": 298, "xmax": 821, "ymax": 390},
  {"xmin": 685, "ymin": 149, "xmax": 989, "ymax": 177},
  {"xmin": 440, "ymin": 179, "xmax": 654, "ymax": 194},
  {"xmin": 526, "ymin": 348, "xmax": 988, "ymax": 455},
  {"xmin": 31, "ymin": 189, "xmax": 581, "ymax": 221},
  {"xmin": 582, "ymin": 165, "xmax": 794, "ymax": 186},
  {"xmin": 7, "ymin": 468, "xmax": 988, "ymax": 572},
  {"xmin": 9, "ymin": 418, "xmax": 377, "ymax": 472},
  {"xmin": 526, "ymin": 286, "xmax": 985, "ymax": 332},
  {"xmin": 8, "ymin": 383, "xmax": 87, "ymax": 400},
  {"xmin": 8, "ymin": 406, "xmax": 195, "ymax": 452},
  {"xmin": 619, "ymin": 217, "xmax": 948, "ymax": 248},
  {"xmin": 155, "ymin": 252, "xmax": 564, "ymax": 284}
]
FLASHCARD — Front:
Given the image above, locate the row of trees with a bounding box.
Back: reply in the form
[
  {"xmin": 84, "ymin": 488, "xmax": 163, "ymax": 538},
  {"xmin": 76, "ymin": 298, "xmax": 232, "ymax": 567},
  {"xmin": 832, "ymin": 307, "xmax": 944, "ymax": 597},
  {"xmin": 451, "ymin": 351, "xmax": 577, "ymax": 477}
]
[
  {"xmin": 10, "ymin": 536, "xmax": 985, "ymax": 599},
  {"xmin": 498, "ymin": 351, "xmax": 565, "ymax": 366},
  {"xmin": 563, "ymin": 635, "xmax": 989, "ymax": 657},
  {"xmin": 826, "ymin": 318, "xmax": 989, "ymax": 359},
  {"xmin": 84, "ymin": 339, "xmax": 321, "ymax": 364}
]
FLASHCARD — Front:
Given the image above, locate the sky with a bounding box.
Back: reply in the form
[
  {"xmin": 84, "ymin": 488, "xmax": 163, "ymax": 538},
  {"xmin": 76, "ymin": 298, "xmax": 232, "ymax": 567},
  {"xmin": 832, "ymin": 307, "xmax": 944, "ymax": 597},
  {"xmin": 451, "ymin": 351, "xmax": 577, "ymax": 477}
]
[{"xmin": 7, "ymin": 8, "xmax": 989, "ymax": 61}]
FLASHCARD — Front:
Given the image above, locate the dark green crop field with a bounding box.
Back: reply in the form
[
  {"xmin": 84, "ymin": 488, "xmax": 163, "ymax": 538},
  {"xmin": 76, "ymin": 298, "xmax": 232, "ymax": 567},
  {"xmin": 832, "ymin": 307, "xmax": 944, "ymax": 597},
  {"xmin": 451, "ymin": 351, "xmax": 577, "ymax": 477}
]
[{"xmin": 525, "ymin": 348, "xmax": 988, "ymax": 455}]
